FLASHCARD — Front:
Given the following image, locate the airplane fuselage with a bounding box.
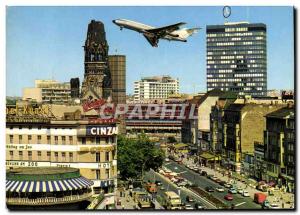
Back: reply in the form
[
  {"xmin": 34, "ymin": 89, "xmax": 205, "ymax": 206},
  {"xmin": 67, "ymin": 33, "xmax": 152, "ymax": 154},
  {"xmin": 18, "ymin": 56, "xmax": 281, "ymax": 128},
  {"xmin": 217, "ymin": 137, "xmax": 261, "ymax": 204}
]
[{"xmin": 113, "ymin": 19, "xmax": 187, "ymax": 42}]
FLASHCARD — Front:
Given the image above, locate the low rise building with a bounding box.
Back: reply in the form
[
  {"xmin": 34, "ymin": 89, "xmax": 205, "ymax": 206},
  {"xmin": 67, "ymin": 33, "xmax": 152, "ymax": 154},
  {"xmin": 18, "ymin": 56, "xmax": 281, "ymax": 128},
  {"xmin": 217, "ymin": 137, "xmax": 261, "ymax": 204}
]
[
  {"xmin": 23, "ymin": 79, "xmax": 71, "ymax": 104},
  {"xmin": 6, "ymin": 102, "xmax": 117, "ymax": 195}
]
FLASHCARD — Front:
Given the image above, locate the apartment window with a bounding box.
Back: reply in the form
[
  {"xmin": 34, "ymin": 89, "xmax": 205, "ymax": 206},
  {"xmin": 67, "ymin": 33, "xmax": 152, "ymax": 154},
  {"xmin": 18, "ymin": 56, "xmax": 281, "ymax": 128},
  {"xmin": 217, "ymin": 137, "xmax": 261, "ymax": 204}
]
[
  {"xmin": 37, "ymin": 151, "xmax": 42, "ymax": 159},
  {"xmin": 28, "ymin": 151, "xmax": 32, "ymax": 160},
  {"xmin": 62, "ymin": 136, "xmax": 66, "ymax": 145},
  {"xmin": 28, "ymin": 135, "xmax": 32, "ymax": 143},
  {"xmin": 9, "ymin": 135, "xmax": 13, "ymax": 144},
  {"xmin": 54, "ymin": 136, "xmax": 58, "ymax": 145},
  {"xmin": 96, "ymin": 170, "xmax": 100, "ymax": 179},
  {"xmin": 69, "ymin": 152, "xmax": 73, "ymax": 162},
  {"xmin": 55, "ymin": 152, "xmax": 58, "ymax": 161},
  {"xmin": 96, "ymin": 152, "xmax": 100, "ymax": 162},
  {"xmin": 19, "ymin": 135, "xmax": 22, "ymax": 144},
  {"xmin": 105, "ymin": 152, "xmax": 109, "ymax": 161},
  {"xmin": 62, "ymin": 152, "xmax": 66, "ymax": 161},
  {"xmin": 47, "ymin": 151, "xmax": 51, "ymax": 159},
  {"xmin": 69, "ymin": 136, "xmax": 73, "ymax": 145},
  {"xmin": 82, "ymin": 138, "xmax": 86, "ymax": 145},
  {"xmin": 96, "ymin": 137, "xmax": 100, "ymax": 145},
  {"xmin": 9, "ymin": 151, "xmax": 13, "ymax": 159},
  {"xmin": 37, "ymin": 135, "xmax": 41, "ymax": 144},
  {"xmin": 105, "ymin": 169, "xmax": 110, "ymax": 179},
  {"xmin": 47, "ymin": 136, "xmax": 51, "ymax": 144},
  {"xmin": 19, "ymin": 151, "xmax": 23, "ymax": 160}
]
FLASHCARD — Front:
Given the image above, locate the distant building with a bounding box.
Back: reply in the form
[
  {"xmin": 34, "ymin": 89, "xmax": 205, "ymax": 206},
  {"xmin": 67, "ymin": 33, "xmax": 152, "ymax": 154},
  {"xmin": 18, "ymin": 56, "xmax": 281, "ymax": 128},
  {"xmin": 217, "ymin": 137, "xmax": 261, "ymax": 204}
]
[
  {"xmin": 206, "ymin": 22, "xmax": 267, "ymax": 97},
  {"xmin": 222, "ymin": 103, "xmax": 285, "ymax": 173},
  {"xmin": 70, "ymin": 78, "xmax": 80, "ymax": 99},
  {"xmin": 23, "ymin": 79, "xmax": 71, "ymax": 104},
  {"xmin": 134, "ymin": 76, "xmax": 179, "ymax": 102},
  {"xmin": 108, "ymin": 55, "xmax": 126, "ymax": 105},
  {"xmin": 263, "ymin": 106, "xmax": 295, "ymax": 193}
]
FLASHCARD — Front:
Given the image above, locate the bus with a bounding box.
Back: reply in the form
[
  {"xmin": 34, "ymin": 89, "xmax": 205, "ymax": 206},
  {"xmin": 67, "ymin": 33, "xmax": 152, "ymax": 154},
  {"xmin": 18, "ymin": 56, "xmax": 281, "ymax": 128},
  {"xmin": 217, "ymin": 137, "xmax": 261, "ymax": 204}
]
[{"xmin": 162, "ymin": 191, "xmax": 182, "ymax": 210}]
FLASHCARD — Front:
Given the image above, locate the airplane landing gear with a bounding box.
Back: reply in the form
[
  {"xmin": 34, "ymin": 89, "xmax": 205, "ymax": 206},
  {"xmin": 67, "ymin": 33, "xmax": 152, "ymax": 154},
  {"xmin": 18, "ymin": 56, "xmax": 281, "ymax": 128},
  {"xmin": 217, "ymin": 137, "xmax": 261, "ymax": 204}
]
[{"xmin": 120, "ymin": 27, "xmax": 123, "ymax": 31}]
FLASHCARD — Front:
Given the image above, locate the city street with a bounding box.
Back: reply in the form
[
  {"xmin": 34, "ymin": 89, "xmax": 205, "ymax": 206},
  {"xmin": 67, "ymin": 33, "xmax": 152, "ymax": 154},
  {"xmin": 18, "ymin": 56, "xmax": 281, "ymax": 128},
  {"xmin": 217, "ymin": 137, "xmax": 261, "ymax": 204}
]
[
  {"xmin": 145, "ymin": 169, "xmax": 216, "ymax": 209},
  {"xmin": 163, "ymin": 160, "xmax": 262, "ymax": 209}
]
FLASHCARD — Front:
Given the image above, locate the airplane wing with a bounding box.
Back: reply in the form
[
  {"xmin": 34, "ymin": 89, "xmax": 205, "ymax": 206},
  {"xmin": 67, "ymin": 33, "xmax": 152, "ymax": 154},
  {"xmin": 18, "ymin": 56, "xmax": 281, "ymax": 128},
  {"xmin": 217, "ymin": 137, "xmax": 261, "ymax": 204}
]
[
  {"xmin": 143, "ymin": 34, "xmax": 159, "ymax": 47},
  {"xmin": 146, "ymin": 22, "xmax": 186, "ymax": 36}
]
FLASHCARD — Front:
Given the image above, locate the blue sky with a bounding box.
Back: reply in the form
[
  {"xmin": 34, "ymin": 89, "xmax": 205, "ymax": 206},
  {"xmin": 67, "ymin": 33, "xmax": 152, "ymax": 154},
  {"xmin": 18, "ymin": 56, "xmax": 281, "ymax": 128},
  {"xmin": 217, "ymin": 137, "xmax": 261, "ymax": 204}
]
[{"xmin": 6, "ymin": 6, "xmax": 294, "ymax": 96}]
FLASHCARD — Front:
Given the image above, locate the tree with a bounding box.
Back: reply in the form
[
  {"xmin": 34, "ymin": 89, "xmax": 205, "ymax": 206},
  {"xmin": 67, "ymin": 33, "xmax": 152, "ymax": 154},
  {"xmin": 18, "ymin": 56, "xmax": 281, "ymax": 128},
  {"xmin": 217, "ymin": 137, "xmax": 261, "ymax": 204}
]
[{"xmin": 117, "ymin": 134, "xmax": 165, "ymax": 180}]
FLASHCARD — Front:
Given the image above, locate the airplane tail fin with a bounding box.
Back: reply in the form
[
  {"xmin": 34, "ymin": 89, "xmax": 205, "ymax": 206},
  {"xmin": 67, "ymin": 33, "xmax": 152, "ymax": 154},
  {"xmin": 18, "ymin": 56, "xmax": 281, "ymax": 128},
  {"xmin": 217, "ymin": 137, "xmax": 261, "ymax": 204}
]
[
  {"xmin": 186, "ymin": 27, "xmax": 201, "ymax": 36},
  {"xmin": 179, "ymin": 27, "xmax": 201, "ymax": 39}
]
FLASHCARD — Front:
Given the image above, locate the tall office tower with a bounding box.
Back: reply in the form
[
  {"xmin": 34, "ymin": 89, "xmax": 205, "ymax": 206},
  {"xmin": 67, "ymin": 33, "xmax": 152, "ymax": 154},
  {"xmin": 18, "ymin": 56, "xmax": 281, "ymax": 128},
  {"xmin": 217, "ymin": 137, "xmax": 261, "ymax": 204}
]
[
  {"xmin": 134, "ymin": 76, "xmax": 179, "ymax": 102},
  {"xmin": 81, "ymin": 20, "xmax": 112, "ymax": 101},
  {"xmin": 108, "ymin": 55, "xmax": 126, "ymax": 104},
  {"xmin": 70, "ymin": 78, "xmax": 80, "ymax": 98},
  {"xmin": 206, "ymin": 22, "xmax": 267, "ymax": 97}
]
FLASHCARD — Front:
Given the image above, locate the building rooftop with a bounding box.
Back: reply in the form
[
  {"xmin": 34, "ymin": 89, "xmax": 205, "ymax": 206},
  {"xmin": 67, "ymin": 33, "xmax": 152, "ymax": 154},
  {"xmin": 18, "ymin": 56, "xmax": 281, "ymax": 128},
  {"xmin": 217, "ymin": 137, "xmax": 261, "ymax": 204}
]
[{"xmin": 266, "ymin": 106, "xmax": 295, "ymax": 119}]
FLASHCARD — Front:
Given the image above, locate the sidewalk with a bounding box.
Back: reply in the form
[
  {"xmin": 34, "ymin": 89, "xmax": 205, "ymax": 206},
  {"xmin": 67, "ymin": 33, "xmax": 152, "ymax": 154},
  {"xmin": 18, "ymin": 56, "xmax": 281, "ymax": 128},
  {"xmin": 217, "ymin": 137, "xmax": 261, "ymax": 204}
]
[
  {"xmin": 115, "ymin": 189, "xmax": 139, "ymax": 210},
  {"xmin": 179, "ymin": 155, "xmax": 294, "ymax": 209}
]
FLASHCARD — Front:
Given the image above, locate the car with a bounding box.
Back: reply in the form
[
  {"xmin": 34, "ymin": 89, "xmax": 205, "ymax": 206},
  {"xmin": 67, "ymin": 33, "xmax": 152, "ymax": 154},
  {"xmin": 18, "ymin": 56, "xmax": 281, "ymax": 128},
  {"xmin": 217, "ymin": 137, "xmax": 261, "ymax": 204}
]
[
  {"xmin": 216, "ymin": 187, "xmax": 225, "ymax": 192},
  {"xmin": 155, "ymin": 180, "xmax": 162, "ymax": 186},
  {"xmin": 186, "ymin": 195, "xmax": 194, "ymax": 202},
  {"xmin": 219, "ymin": 181, "xmax": 227, "ymax": 186},
  {"xmin": 193, "ymin": 167, "xmax": 199, "ymax": 172},
  {"xmin": 165, "ymin": 158, "xmax": 170, "ymax": 162},
  {"xmin": 269, "ymin": 203, "xmax": 280, "ymax": 209},
  {"xmin": 201, "ymin": 171, "xmax": 208, "ymax": 176},
  {"xmin": 224, "ymin": 183, "xmax": 232, "ymax": 188},
  {"xmin": 211, "ymin": 176, "xmax": 218, "ymax": 181},
  {"xmin": 205, "ymin": 186, "xmax": 215, "ymax": 192},
  {"xmin": 215, "ymin": 179, "xmax": 222, "ymax": 183},
  {"xmin": 228, "ymin": 188, "xmax": 237, "ymax": 194},
  {"xmin": 194, "ymin": 203, "xmax": 204, "ymax": 210},
  {"xmin": 242, "ymin": 191, "xmax": 250, "ymax": 197},
  {"xmin": 224, "ymin": 194, "xmax": 234, "ymax": 201},
  {"xmin": 237, "ymin": 188, "xmax": 243, "ymax": 194},
  {"xmin": 160, "ymin": 186, "xmax": 165, "ymax": 190},
  {"xmin": 184, "ymin": 204, "xmax": 194, "ymax": 210},
  {"xmin": 197, "ymin": 169, "xmax": 202, "ymax": 174},
  {"xmin": 207, "ymin": 174, "xmax": 214, "ymax": 179}
]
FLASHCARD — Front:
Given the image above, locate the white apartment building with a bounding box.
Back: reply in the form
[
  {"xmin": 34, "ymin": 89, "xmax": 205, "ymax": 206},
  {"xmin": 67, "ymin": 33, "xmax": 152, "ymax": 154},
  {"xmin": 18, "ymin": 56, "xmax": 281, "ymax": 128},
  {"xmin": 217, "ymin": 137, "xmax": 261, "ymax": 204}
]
[
  {"xmin": 23, "ymin": 80, "xmax": 71, "ymax": 104},
  {"xmin": 134, "ymin": 76, "xmax": 179, "ymax": 102}
]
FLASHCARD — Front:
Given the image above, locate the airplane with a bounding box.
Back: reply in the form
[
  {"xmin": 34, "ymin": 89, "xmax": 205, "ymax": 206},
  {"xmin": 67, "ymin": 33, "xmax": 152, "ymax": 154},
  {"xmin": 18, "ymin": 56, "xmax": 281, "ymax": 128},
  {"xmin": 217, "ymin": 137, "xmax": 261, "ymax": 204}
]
[{"xmin": 112, "ymin": 19, "xmax": 201, "ymax": 47}]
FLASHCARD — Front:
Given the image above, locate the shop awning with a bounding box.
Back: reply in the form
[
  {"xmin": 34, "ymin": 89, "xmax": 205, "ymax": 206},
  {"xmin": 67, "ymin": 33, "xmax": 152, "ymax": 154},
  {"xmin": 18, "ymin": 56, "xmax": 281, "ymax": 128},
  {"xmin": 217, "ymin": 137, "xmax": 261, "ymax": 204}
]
[
  {"xmin": 173, "ymin": 143, "xmax": 188, "ymax": 149},
  {"xmin": 199, "ymin": 152, "xmax": 219, "ymax": 160},
  {"xmin": 6, "ymin": 177, "xmax": 93, "ymax": 193}
]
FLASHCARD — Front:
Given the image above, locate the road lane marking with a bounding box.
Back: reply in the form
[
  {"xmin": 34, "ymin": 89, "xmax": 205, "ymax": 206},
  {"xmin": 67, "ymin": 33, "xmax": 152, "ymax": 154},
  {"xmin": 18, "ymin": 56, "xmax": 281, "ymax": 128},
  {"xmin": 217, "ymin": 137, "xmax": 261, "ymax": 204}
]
[{"xmin": 235, "ymin": 202, "xmax": 246, "ymax": 207}]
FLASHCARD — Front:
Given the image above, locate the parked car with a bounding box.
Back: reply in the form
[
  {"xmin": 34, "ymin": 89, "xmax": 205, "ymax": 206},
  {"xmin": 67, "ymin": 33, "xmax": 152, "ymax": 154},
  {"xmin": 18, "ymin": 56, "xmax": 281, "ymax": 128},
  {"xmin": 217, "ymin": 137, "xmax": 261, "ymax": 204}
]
[
  {"xmin": 216, "ymin": 187, "xmax": 225, "ymax": 192},
  {"xmin": 207, "ymin": 174, "xmax": 214, "ymax": 179},
  {"xmin": 215, "ymin": 179, "xmax": 222, "ymax": 184},
  {"xmin": 269, "ymin": 203, "xmax": 280, "ymax": 209},
  {"xmin": 205, "ymin": 186, "xmax": 215, "ymax": 192},
  {"xmin": 237, "ymin": 188, "xmax": 243, "ymax": 194},
  {"xmin": 228, "ymin": 188, "xmax": 237, "ymax": 194},
  {"xmin": 197, "ymin": 169, "xmax": 202, "ymax": 174},
  {"xmin": 224, "ymin": 183, "xmax": 232, "ymax": 188},
  {"xmin": 160, "ymin": 186, "xmax": 165, "ymax": 190},
  {"xmin": 242, "ymin": 191, "xmax": 250, "ymax": 197},
  {"xmin": 184, "ymin": 204, "xmax": 194, "ymax": 210},
  {"xmin": 224, "ymin": 194, "xmax": 234, "ymax": 201},
  {"xmin": 201, "ymin": 171, "xmax": 208, "ymax": 176},
  {"xmin": 155, "ymin": 180, "xmax": 162, "ymax": 186},
  {"xmin": 165, "ymin": 158, "xmax": 170, "ymax": 162},
  {"xmin": 219, "ymin": 181, "xmax": 227, "ymax": 186},
  {"xmin": 211, "ymin": 176, "xmax": 218, "ymax": 181},
  {"xmin": 194, "ymin": 203, "xmax": 204, "ymax": 210},
  {"xmin": 186, "ymin": 195, "xmax": 194, "ymax": 202}
]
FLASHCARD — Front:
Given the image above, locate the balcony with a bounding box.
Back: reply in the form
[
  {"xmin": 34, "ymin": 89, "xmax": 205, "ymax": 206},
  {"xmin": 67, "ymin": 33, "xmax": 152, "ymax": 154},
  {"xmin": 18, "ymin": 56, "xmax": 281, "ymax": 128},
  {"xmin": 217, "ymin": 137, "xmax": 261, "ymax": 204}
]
[{"xmin": 7, "ymin": 192, "xmax": 92, "ymax": 206}]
